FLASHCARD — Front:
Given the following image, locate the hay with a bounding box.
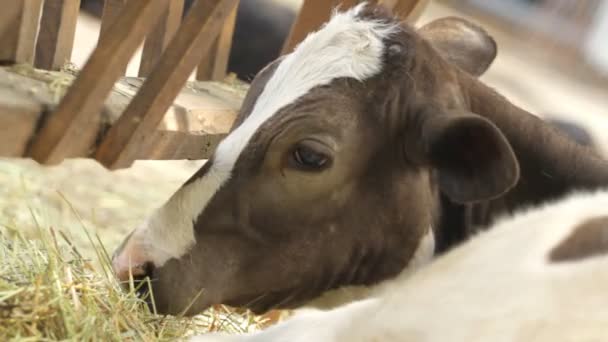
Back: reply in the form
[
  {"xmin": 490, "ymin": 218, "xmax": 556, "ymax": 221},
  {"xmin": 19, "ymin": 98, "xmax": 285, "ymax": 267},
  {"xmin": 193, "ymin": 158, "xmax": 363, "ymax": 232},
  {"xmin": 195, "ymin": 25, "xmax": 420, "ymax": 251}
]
[
  {"xmin": 0, "ymin": 63, "xmax": 281, "ymax": 339},
  {"xmin": 6, "ymin": 63, "xmax": 78, "ymax": 103},
  {"xmin": 0, "ymin": 224, "xmax": 266, "ymax": 340},
  {"xmin": 0, "ymin": 159, "xmax": 276, "ymax": 340},
  {"xmin": 5, "ymin": 63, "xmax": 250, "ymax": 106},
  {"xmin": 0, "ymin": 158, "xmax": 200, "ymax": 265}
]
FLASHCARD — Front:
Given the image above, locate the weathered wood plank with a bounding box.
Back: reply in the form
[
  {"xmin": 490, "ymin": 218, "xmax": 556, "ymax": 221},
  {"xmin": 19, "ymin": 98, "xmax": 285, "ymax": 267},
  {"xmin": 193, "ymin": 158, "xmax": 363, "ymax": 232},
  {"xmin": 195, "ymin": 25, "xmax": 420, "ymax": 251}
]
[
  {"xmin": 281, "ymin": 0, "xmax": 362, "ymax": 55},
  {"xmin": 0, "ymin": 67, "xmax": 245, "ymax": 161},
  {"xmin": 0, "ymin": 5, "xmax": 23, "ymax": 45},
  {"xmin": 114, "ymin": 77, "xmax": 243, "ymax": 161},
  {"xmin": 0, "ymin": 88, "xmax": 43, "ymax": 156},
  {"xmin": 27, "ymin": 1, "xmax": 167, "ymax": 164},
  {"xmin": 35, "ymin": 0, "xmax": 81, "ymax": 70},
  {"xmin": 99, "ymin": 0, "xmax": 128, "ymax": 42},
  {"xmin": 0, "ymin": 67, "xmax": 63, "ymax": 156},
  {"xmin": 0, "ymin": 1, "xmax": 44, "ymax": 64},
  {"xmin": 98, "ymin": 0, "xmax": 129, "ymax": 76},
  {"xmin": 196, "ymin": 38, "xmax": 220, "ymax": 81},
  {"xmin": 138, "ymin": 0, "xmax": 185, "ymax": 77},
  {"xmin": 196, "ymin": 0, "xmax": 239, "ymax": 81},
  {"xmin": 95, "ymin": 0, "xmax": 240, "ymax": 169}
]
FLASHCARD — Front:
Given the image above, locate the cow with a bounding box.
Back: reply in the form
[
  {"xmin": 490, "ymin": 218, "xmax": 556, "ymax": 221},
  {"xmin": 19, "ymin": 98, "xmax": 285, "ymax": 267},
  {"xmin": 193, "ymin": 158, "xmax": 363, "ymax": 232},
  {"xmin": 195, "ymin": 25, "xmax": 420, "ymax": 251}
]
[
  {"xmin": 544, "ymin": 114, "xmax": 608, "ymax": 159},
  {"xmin": 546, "ymin": 117, "xmax": 595, "ymax": 148},
  {"xmin": 111, "ymin": 3, "xmax": 608, "ymax": 317},
  {"xmin": 192, "ymin": 188, "xmax": 608, "ymax": 342}
]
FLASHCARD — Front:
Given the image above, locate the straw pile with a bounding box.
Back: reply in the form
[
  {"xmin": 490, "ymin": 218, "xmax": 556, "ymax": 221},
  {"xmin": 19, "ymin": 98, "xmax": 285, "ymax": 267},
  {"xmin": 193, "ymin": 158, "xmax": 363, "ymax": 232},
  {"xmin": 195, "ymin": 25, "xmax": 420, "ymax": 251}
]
[
  {"xmin": 0, "ymin": 222, "xmax": 266, "ymax": 340},
  {"xmin": 0, "ymin": 158, "xmax": 271, "ymax": 340},
  {"xmin": 0, "ymin": 64, "xmax": 285, "ymax": 340}
]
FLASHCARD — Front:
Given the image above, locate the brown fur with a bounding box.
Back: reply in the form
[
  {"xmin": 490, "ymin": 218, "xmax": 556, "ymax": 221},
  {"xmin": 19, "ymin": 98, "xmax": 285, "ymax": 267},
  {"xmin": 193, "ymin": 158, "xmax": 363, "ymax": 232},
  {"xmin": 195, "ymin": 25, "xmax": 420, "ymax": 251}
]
[
  {"xmin": 549, "ymin": 216, "xmax": 608, "ymax": 262},
  {"xmin": 114, "ymin": 4, "xmax": 608, "ymax": 316}
]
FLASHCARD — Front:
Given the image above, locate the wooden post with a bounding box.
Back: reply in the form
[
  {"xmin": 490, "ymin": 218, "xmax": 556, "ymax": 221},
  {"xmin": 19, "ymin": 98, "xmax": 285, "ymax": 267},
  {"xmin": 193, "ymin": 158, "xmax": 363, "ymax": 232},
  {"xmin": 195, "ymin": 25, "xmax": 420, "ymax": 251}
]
[
  {"xmin": 196, "ymin": 38, "xmax": 220, "ymax": 80},
  {"xmin": 0, "ymin": 67, "xmax": 244, "ymax": 161},
  {"xmin": 0, "ymin": 5, "xmax": 23, "ymax": 44},
  {"xmin": 35, "ymin": 0, "xmax": 81, "ymax": 70},
  {"xmin": 0, "ymin": 88, "xmax": 43, "ymax": 157},
  {"xmin": 0, "ymin": 0, "xmax": 44, "ymax": 64},
  {"xmin": 98, "ymin": 0, "xmax": 129, "ymax": 75},
  {"xmin": 388, "ymin": 0, "xmax": 429, "ymax": 23},
  {"xmin": 281, "ymin": 0, "xmax": 362, "ymax": 55},
  {"xmin": 138, "ymin": 0, "xmax": 185, "ymax": 77},
  {"xmin": 27, "ymin": 0, "xmax": 167, "ymax": 164},
  {"xmin": 99, "ymin": 0, "xmax": 129, "ymax": 41},
  {"xmin": 196, "ymin": 0, "xmax": 239, "ymax": 81},
  {"xmin": 95, "ymin": 0, "xmax": 240, "ymax": 169}
]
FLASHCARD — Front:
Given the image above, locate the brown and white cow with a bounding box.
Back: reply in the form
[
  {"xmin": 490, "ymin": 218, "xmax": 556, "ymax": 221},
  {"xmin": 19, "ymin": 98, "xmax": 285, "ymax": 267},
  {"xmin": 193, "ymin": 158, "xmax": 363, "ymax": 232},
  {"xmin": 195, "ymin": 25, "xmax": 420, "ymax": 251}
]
[
  {"xmin": 193, "ymin": 188, "xmax": 608, "ymax": 342},
  {"xmin": 111, "ymin": 3, "xmax": 608, "ymax": 316}
]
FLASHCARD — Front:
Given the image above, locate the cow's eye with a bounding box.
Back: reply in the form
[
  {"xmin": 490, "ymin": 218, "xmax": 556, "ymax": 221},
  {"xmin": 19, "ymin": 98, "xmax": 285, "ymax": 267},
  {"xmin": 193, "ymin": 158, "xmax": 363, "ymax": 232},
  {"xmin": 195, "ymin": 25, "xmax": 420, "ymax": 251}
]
[{"xmin": 292, "ymin": 144, "xmax": 329, "ymax": 171}]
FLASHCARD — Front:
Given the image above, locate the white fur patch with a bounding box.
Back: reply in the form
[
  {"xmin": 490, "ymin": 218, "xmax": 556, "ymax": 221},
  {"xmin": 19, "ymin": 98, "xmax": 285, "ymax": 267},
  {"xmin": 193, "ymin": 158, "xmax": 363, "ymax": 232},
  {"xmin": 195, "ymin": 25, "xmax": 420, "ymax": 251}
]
[
  {"xmin": 130, "ymin": 163, "xmax": 231, "ymax": 267},
  {"xmin": 129, "ymin": 3, "xmax": 399, "ymax": 267},
  {"xmin": 191, "ymin": 189, "xmax": 608, "ymax": 341},
  {"xmin": 406, "ymin": 226, "xmax": 435, "ymax": 269}
]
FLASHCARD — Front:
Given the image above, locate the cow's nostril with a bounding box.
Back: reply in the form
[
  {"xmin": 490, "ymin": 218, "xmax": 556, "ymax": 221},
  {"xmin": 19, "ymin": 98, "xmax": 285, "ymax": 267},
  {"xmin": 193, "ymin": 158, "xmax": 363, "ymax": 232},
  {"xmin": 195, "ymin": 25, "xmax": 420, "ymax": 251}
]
[
  {"xmin": 122, "ymin": 261, "xmax": 155, "ymax": 286},
  {"xmin": 132, "ymin": 262, "xmax": 156, "ymax": 308},
  {"xmin": 113, "ymin": 250, "xmax": 155, "ymax": 282},
  {"xmin": 141, "ymin": 261, "xmax": 155, "ymax": 281},
  {"xmin": 111, "ymin": 237, "xmax": 152, "ymax": 283}
]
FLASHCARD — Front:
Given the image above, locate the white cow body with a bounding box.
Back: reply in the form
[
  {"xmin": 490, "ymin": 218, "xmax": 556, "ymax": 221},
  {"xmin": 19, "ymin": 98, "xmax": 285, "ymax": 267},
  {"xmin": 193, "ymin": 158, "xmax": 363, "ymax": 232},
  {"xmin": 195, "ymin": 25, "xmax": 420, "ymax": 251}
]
[{"xmin": 193, "ymin": 189, "xmax": 608, "ymax": 342}]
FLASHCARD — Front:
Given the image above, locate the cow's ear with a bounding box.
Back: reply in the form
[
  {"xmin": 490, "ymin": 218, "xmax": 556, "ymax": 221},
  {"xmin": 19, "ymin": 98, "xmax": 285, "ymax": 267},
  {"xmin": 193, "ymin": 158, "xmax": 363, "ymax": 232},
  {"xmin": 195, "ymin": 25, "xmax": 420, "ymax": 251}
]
[
  {"xmin": 418, "ymin": 17, "xmax": 496, "ymax": 76},
  {"xmin": 407, "ymin": 110, "xmax": 519, "ymax": 203}
]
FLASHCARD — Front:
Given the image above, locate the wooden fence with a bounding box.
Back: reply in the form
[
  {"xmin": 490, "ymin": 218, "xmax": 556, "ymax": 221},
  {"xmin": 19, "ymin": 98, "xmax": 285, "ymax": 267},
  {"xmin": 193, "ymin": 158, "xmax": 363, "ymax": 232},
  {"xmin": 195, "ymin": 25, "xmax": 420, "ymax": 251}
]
[{"xmin": 0, "ymin": 0, "xmax": 427, "ymax": 169}]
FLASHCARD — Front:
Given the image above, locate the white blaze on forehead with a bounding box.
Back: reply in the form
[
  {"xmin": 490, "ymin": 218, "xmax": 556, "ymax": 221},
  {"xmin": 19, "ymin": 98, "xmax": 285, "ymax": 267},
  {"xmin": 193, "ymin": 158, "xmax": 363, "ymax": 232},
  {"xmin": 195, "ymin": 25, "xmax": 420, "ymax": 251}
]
[{"xmin": 133, "ymin": 3, "xmax": 400, "ymax": 267}]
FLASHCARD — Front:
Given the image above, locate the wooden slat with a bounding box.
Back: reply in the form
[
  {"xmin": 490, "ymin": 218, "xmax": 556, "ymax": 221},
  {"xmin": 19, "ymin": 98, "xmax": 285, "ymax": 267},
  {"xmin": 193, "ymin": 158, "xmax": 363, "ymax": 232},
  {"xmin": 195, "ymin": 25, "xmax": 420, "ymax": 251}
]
[
  {"xmin": 196, "ymin": 0, "xmax": 239, "ymax": 81},
  {"xmin": 27, "ymin": 0, "xmax": 167, "ymax": 164},
  {"xmin": 0, "ymin": 67, "xmax": 55, "ymax": 156},
  {"xmin": 0, "ymin": 1, "xmax": 44, "ymax": 64},
  {"xmin": 98, "ymin": 0, "xmax": 129, "ymax": 76},
  {"xmin": 98, "ymin": 0, "xmax": 128, "ymax": 42},
  {"xmin": 0, "ymin": 4, "xmax": 23, "ymax": 42},
  {"xmin": 35, "ymin": 0, "xmax": 81, "ymax": 70},
  {"xmin": 196, "ymin": 38, "xmax": 220, "ymax": 80},
  {"xmin": 138, "ymin": 0, "xmax": 185, "ymax": 77},
  {"xmin": 113, "ymin": 77, "xmax": 242, "ymax": 161},
  {"xmin": 281, "ymin": 0, "xmax": 362, "ymax": 55},
  {"xmin": 0, "ymin": 88, "xmax": 43, "ymax": 157},
  {"xmin": 386, "ymin": 0, "xmax": 429, "ymax": 22},
  {"xmin": 95, "ymin": 0, "xmax": 240, "ymax": 169},
  {"xmin": 0, "ymin": 66, "xmax": 245, "ymax": 161}
]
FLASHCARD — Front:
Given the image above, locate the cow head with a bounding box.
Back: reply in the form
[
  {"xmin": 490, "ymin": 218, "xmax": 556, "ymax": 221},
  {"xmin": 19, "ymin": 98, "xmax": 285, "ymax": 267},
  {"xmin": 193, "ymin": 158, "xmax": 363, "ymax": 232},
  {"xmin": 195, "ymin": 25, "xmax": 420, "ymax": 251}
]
[{"xmin": 112, "ymin": 3, "xmax": 518, "ymax": 315}]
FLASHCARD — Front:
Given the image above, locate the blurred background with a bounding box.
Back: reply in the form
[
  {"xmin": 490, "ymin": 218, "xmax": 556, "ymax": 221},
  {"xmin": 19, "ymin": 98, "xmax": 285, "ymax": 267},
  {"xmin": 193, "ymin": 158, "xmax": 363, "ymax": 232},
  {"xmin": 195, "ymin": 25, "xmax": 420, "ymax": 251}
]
[{"xmin": 2, "ymin": 0, "xmax": 607, "ymax": 263}]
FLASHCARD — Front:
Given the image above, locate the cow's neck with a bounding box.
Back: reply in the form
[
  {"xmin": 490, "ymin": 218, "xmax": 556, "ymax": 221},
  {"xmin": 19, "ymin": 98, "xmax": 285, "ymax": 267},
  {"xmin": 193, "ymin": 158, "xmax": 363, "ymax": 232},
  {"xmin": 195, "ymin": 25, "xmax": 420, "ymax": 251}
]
[
  {"xmin": 435, "ymin": 73, "xmax": 608, "ymax": 253},
  {"xmin": 466, "ymin": 74, "xmax": 608, "ymax": 197}
]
